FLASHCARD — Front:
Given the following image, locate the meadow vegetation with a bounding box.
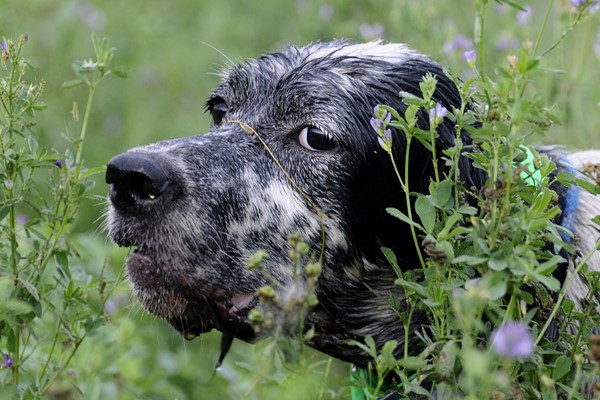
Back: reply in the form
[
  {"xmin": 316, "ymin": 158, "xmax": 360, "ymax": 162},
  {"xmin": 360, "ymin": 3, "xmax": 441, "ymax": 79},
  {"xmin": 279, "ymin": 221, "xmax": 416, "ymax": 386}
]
[{"xmin": 1, "ymin": 0, "xmax": 599, "ymax": 399}]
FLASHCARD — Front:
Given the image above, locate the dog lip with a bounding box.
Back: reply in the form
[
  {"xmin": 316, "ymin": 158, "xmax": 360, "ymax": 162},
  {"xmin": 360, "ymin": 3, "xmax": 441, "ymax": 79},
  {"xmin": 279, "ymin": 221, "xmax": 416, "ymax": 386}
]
[
  {"xmin": 125, "ymin": 248, "xmax": 258, "ymax": 341},
  {"xmin": 168, "ymin": 295, "xmax": 258, "ymax": 342}
]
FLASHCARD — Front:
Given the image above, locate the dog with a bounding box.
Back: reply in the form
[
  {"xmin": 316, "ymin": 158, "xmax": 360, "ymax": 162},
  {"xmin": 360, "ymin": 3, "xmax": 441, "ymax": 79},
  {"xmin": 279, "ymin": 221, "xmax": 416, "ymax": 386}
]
[{"xmin": 105, "ymin": 41, "xmax": 600, "ymax": 382}]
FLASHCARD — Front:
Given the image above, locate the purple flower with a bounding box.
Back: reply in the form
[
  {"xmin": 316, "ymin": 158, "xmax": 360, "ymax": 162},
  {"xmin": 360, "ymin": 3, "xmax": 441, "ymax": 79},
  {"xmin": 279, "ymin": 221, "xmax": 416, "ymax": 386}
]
[
  {"xmin": 464, "ymin": 49, "xmax": 477, "ymax": 63},
  {"xmin": 571, "ymin": 0, "xmax": 600, "ymax": 13},
  {"xmin": 377, "ymin": 128, "xmax": 393, "ymax": 150},
  {"xmin": 3, "ymin": 353, "xmax": 13, "ymax": 368},
  {"xmin": 54, "ymin": 159, "xmax": 63, "ymax": 168},
  {"xmin": 494, "ymin": 3, "xmax": 508, "ymax": 14},
  {"xmin": 1, "ymin": 41, "xmax": 6, "ymax": 52},
  {"xmin": 491, "ymin": 322, "xmax": 534, "ymax": 359},
  {"xmin": 429, "ymin": 102, "xmax": 448, "ymax": 122},
  {"xmin": 370, "ymin": 106, "xmax": 391, "ymax": 133},
  {"xmin": 517, "ymin": 6, "xmax": 533, "ymax": 26},
  {"xmin": 371, "ymin": 106, "xmax": 393, "ymax": 149},
  {"xmin": 443, "ymin": 34, "xmax": 473, "ymax": 55},
  {"xmin": 24, "ymin": 33, "xmax": 28, "ymax": 42},
  {"xmin": 496, "ymin": 37, "xmax": 519, "ymax": 52}
]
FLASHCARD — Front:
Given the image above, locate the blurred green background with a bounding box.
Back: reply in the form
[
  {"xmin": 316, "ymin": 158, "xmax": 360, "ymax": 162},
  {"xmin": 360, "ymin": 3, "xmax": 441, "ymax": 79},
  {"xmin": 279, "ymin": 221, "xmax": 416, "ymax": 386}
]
[{"xmin": 1, "ymin": 0, "xmax": 598, "ymax": 399}]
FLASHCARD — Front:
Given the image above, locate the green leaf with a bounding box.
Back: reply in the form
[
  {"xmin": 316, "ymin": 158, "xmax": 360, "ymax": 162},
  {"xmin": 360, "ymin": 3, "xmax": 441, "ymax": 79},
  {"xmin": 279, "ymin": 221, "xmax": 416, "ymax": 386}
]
[
  {"xmin": 399, "ymin": 91, "xmax": 424, "ymax": 105},
  {"xmin": 0, "ymin": 205, "xmax": 9, "ymax": 222},
  {"xmin": 434, "ymin": 180, "xmax": 453, "ymax": 208},
  {"xmin": 54, "ymin": 250, "xmax": 69, "ymax": 269},
  {"xmin": 405, "ymin": 104, "xmax": 419, "ymax": 126},
  {"xmin": 18, "ymin": 278, "xmax": 40, "ymax": 302},
  {"xmin": 551, "ymin": 355, "xmax": 572, "ymax": 380},
  {"xmin": 500, "ymin": 1, "xmax": 527, "ymax": 11},
  {"xmin": 438, "ymin": 240, "xmax": 455, "ymax": 261},
  {"xmin": 452, "ymin": 255, "xmax": 488, "ymax": 266},
  {"xmin": 405, "ymin": 382, "xmax": 430, "ymax": 397},
  {"xmin": 381, "ymin": 340, "xmax": 398, "ymax": 356},
  {"xmin": 536, "ymin": 274, "xmax": 561, "ymax": 292},
  {"xmin": 112, "ymin": 65, "xmax": 131, "ymax": 79},
  {"xmin": 394, "ymin": 277, "xmax": 429, "ymax": 298},
  {"xmin": 482, "ymin": 273, "xmax": 508, "ymax": 300},
  {"xmin": 415, "ymin": 196, "xmax": 436, "ymax": 233},
  {"xmin": 61, "ymin": 79, "xmax": 84, "ymax": 90},
  {"xmin": 488, "ymin": 256, "xmax": 508, "ymax": 271},
  {"xmin": 422, "ymin": 299, "xmax": 442, "ymax": 308},
  {"xmin": 27, "ymin": 135, "xmax": 38, "ymax": 154},
  {"xmin": 381, "ymin": 246, "xmax": 401, "ymax": 277},
  {"xmin": 247, "ymin": 250, "xmax": 269, "ymax": 269},
  {"xmin": 438, "ymin": 212, "xmax": 464, "ymax": 240},
  {"xmin": 396, "ymin": 356, "xmax": 427, "ymax": 370},
  {"xmin": 536, "ymin": 255, "xmax": 563, "ymax": 276},
  {"xmin": 386, "ymin": 207, "xmax": 424, "ymax": 232},
  {"xmin": 31, "ymin": 101, "xmax": 47, "ymax": 111},
  {"xmin": 556, "ymin": 170, "xmax": 576, "ymax": 186},
  {"xmin": 576, "ymin": 178, "xmax": 600, "ymax": 195},
  {"xmin": 364, "ymin": 336, "xmax": 377, "ymax": 357}
]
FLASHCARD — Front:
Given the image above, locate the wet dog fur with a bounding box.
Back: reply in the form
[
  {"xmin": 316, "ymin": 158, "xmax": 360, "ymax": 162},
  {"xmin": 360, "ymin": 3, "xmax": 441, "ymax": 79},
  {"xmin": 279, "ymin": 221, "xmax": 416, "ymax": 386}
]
[{"xmin": 105, "ymin": 41, "xmax": 600, "ymax": 371}]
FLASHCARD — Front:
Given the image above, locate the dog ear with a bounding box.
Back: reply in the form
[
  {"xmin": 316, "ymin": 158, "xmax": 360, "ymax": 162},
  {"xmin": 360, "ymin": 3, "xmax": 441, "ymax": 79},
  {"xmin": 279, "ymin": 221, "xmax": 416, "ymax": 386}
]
[
  {"xmin": 384, "ymin": 58, "xmax": 487, "ymax": 192},
  {"xmin": 428, "ymin": 66, "xmax": 487, "ymax": 191}
]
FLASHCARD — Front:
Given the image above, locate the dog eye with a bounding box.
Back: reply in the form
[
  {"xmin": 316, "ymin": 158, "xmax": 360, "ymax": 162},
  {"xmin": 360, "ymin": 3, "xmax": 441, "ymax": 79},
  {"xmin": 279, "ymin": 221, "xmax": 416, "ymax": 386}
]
[
  {"xmin": 298, "ymin": 126, "xmax": 335, "ymax": 151},
  {"xmin": 210, "ymin": 101, "xmax": 228, "ymax": 125}
]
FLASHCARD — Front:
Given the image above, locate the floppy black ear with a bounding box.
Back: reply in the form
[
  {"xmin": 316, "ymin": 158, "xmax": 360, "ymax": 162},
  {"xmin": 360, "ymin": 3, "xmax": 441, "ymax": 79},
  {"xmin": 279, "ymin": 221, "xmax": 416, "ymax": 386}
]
[
  {"xmin": 386, "ymin": 58, "xmax": 487, "ymax": 192},
  {"xmin": 351, "ymin": 56, "xmax": 488, "ymax": 265},
  {"xmin": 431, "ymin": 66, "xmax": 487, "ymax": 191}
]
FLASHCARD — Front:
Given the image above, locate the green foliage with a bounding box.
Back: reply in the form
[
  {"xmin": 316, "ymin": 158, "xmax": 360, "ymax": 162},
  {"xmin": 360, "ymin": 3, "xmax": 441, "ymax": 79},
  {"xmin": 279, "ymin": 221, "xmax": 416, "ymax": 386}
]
[
  {"xmin": 365, "ymin": 1, "xmax": 600, "ymax": 398},
  {"xmin": 0, "ymin": 1, "xmax": 599, "ymax": 399},
  {"xmin": 0, "ymin": 34, "xmax": 123, "ymax": 398}
]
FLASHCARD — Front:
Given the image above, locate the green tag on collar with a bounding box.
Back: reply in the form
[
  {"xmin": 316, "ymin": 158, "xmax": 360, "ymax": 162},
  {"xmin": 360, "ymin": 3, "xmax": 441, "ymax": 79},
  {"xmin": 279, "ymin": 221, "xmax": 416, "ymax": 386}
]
[
  {"xmin": 517, "ymin": 145, "xmax": 542, "ymax": 186},
  {"xmin": 350, "ymin": 367, "xmax": 368, "ymax": 400}
]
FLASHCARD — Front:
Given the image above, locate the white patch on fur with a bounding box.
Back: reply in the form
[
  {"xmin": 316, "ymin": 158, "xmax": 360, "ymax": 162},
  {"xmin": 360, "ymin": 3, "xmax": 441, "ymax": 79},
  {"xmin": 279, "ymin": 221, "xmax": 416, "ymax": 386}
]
[
  {"xmin": 362, "ymin": 257, "xmax": 382, "ymax": 272},
  {"xmin": 306, "ymin": 41, "xmax": 423, "ymax": 65},
  {"xmin": 264, "ymin": 180, "xmax": 320, "ymax": 233},
  {"xmin": 227, "ymin": 171, "xmax": 319, "ymax": 243},
  {"xmin": 343, "ymin": 265, "xmax": 363, "ymax": 282},
  {"xmin": 563, "ymin": 150, "xmax": 600, "ymax": 310}
]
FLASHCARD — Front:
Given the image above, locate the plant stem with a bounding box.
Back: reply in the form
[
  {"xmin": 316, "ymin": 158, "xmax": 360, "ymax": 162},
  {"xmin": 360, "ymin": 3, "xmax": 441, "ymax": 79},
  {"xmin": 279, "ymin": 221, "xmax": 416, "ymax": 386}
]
[
  {"xmin": 2, "ymin": 41, "xmax": 22, "ymax": 387},
  {"xmin": 390, "ymin": 137, "xmax": 426, "ymax": 268},
  {"xmin": 430, "ymin": 126, "xmax": 440, "ymax": 183},
  {"xmin": 535, "ymin": 238, "xmax": 600, "ymax": 345},
  {"xmin": 75, "ymin": 83, "xmax": 97, "ymax": 166},
  {"xmin": 532, "ymin": 0, "xmax": 554, "ymax": 58}
]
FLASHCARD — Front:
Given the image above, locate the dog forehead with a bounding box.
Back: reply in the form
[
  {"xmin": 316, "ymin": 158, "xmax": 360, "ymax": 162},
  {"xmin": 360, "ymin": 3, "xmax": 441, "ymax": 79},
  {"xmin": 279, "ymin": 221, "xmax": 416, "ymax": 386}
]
[
  {"xmin": 218, "ymin": 40, "xmax": 425, "ymax": 86},
  {"xmin": 211, "ymin": 40, "xmax": 432, "ymax": 126}
]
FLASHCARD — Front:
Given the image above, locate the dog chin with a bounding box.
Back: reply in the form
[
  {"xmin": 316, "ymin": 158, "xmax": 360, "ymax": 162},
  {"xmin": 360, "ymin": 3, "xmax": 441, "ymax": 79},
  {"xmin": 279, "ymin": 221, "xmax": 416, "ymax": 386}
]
[{"xmin": 126, "ymin": 252, "xmax": 259, "ymax": 342}]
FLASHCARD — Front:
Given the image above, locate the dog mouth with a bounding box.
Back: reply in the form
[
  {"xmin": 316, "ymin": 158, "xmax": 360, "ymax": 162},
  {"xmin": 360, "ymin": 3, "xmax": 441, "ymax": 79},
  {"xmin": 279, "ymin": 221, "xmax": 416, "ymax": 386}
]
[{"xmin": 125, "ymin": 251, "xmax": 258, "ymax": 342}]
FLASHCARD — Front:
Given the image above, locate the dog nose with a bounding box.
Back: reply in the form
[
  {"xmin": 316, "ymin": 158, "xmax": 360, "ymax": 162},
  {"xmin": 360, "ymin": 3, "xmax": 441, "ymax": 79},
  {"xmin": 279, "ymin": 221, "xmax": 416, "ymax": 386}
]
[{"xmin": 106, "ymin": 152, "xmax": 170, "ymax": 209}]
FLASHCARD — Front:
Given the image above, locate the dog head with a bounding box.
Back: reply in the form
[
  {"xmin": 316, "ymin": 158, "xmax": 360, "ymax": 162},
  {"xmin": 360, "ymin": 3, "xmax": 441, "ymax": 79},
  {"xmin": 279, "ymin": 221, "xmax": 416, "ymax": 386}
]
[{"xmin": 106, "ymin": 41, "xmax": 484, "ymax": 366}]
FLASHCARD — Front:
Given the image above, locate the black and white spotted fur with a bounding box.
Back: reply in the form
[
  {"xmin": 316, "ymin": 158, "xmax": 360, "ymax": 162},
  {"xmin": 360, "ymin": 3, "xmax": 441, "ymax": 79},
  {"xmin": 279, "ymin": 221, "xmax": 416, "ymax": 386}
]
[{"xmin": 105, "ymin": 41, "xmax": 600, "ymax": 371}]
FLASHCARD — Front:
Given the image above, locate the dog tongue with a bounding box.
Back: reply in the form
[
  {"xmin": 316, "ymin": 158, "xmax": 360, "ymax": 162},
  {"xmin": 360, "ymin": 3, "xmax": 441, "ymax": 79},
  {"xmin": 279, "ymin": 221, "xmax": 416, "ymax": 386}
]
[{"xmin": 230, "ymin": 293, "xmax": 254, "ymax": 311}]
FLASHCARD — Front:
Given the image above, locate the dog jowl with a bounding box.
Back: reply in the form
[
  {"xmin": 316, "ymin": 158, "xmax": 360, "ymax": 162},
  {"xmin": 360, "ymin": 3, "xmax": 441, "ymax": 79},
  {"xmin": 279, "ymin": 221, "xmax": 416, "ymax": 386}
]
[{"xmin": 105, "ymin": 41, "xmax": 600, "ymax": 369}]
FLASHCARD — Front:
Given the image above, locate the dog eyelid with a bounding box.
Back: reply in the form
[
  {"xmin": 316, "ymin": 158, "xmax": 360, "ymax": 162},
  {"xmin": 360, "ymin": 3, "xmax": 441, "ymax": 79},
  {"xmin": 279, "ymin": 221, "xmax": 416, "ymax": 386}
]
[
  {"xmin": 298, "ymin": 125, "xmax": 336, "ymax": 151},
  {"xmin": 209, "ymin": 98, "xmax": 228, "ymax": 126}
]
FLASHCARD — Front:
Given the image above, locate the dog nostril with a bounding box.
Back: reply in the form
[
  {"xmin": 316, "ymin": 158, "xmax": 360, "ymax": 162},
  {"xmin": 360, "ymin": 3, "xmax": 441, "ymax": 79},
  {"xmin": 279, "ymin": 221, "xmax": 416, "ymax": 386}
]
[{"xmin": 106, "ymin": 152, "xmax": 170, "ymax": 208}]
